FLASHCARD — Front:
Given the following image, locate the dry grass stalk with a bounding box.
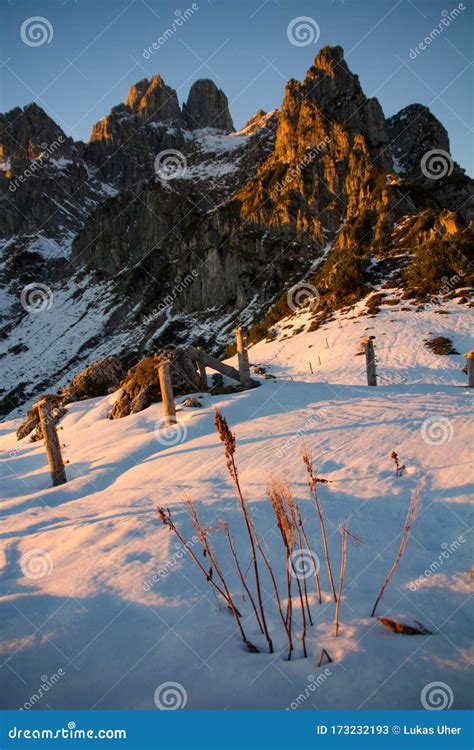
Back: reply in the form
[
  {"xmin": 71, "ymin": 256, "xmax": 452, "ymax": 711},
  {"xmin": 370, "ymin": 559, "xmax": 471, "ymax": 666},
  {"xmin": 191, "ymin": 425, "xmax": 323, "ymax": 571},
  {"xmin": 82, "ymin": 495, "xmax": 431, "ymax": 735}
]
[
  {"xmin": 268, "ymin": 478, "xmax": 309, "ymax": 658},
  {"xmin": 334, "ymin": 528, "xmax": 347, "ymax": 637},
  {"xmin": 371, "ymin": 481, "xmax": 423, "ymax": 617},
  {"xmin": 291, "ymin": 500, "xmax": 318, "ymax": 615},
  {"xmin": 185, "ymin": 497, "xmax": 260, "ymax": 651},
  {"xmin": 317, "ymin": 648, "xmax": 333, "ymax": 666},
  {"xmin": 302, "ymin": 448, "xmax": 337, "ymax": 601},
  {"xmin": 220, "ymin": 521, "xmax": 264, "ymax": 634},
  {"xmin": 214, "ymin": 411, "xmax": 273, "ymax": 653},
  {"xmin": 157, "ymin": 506, "xmax": 236, "ymax": 611}
]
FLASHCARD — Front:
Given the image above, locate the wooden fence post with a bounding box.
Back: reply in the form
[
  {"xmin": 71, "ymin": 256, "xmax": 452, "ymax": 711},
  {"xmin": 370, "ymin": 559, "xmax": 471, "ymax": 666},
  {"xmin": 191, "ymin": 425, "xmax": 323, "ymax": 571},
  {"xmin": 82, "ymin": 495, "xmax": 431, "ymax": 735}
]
[
  {"xmin": 361, "ymin": 337, "xmax": 377, "ymax": 386},
  {"xmin": 38, "ymin": 398, "xmax": 67, "ymax": 486},
  {"xmin": 235, "ymin": 327, "xmax": 252, "ymax": 388},
  {"xmin": 196, "ymin": 346, "xmax": 208, "ymax": 391},
  {"xmin": 158, "ymin": 362, "xmax": 177, "ymax": 426},
  {"xmin": 464, "ymin": 351, "xmax": 474, "ymax": 387}
]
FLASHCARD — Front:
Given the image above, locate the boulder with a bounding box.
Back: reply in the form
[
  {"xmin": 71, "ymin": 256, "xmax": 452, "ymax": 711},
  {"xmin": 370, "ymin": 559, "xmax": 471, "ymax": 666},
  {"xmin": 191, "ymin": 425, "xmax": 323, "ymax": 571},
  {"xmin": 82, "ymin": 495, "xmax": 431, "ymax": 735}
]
[{"xmin": 109, "ymin": 348, "xmax": 202, "ymax": 419}]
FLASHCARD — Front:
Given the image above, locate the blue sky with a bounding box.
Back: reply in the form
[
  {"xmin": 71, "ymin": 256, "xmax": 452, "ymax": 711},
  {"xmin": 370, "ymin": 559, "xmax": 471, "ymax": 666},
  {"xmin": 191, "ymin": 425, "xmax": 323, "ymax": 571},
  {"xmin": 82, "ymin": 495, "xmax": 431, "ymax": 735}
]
[{"xmin": 1, "ymin": 0, "xmax": 472, "ymax": 173}]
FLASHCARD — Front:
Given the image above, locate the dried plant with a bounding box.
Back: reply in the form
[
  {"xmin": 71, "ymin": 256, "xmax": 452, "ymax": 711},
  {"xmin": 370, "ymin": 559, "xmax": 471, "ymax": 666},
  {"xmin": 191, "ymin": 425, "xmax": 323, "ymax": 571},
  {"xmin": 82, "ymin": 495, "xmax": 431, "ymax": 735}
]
[
  {"xmin": 220, "ymin": 521, "xmax": 263, "ymax": 634},
  {"xmin": 371, "ymin": 481, "xmax": 423, "ymax": 617},
  {"xmin": 302, "ymin": 448, "xmax": 336, "ymax": 601},
  {"xmin": 334, "ymin": 526, "xmax": 362, "ymax": 637},
  {"xmin": 214, "ymin": 411, "xmax": 273, "ymax": 653},
  {"xmin": 334, "ymin": 528, "xmax": 347, "ymax": 637},
  {"xmin": 157, "ymin": 505, "xmax": 257, "ymax": 651},
  {"xmin": 391, "ymin": 451, "xmax": 406, "ymax": 477},
  {"xmin": 317, "ymin": 648, "xmax": 333, "ymax": 666}
]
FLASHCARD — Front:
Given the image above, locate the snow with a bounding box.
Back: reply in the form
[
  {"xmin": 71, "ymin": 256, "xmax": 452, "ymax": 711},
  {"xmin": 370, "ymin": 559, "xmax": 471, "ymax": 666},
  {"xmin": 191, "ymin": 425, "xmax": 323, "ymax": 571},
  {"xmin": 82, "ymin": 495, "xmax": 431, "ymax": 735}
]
[{"xmin": 0, "ymin": 301, "xmax": 472, "ymax": 710}]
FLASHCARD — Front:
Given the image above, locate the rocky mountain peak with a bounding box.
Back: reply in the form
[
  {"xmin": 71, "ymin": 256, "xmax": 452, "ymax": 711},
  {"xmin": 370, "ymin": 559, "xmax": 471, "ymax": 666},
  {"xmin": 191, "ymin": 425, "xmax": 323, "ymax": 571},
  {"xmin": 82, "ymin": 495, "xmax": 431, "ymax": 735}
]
[
  {"xmin": 386, "ymin": 103, "xmax": 451, "ymax": 178},
  {"xmin": 183, "ymin": 79, "xmax": 234, "ymax": 131},
  {"xmin": 124, "ymin": 74, "xmax": 182, "ymax": 124}
]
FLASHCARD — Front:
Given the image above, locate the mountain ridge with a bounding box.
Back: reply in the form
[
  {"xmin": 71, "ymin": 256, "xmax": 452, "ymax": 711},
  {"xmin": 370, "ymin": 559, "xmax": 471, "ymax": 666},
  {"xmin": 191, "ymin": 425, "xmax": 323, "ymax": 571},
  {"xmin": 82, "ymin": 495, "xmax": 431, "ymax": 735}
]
[{"xmin": 0, "ymin": 45, "xmax": 472, "ymax": 416}]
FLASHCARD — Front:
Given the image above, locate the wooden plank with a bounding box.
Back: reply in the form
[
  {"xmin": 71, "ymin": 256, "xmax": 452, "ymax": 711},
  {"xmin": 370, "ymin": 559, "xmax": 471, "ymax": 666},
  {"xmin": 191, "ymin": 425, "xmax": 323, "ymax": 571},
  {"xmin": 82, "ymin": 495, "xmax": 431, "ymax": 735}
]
[
  {"xmin": 361, "ymin": 337, "xmax": 377, "ymax": 386},
  {"xmin": 158, "ymin": 362, "xmax": 177, "ymax": 426},
  {"xmin": 465, "ymin": 351, "xmax": 474, "ymax": 387},
  {"xmin": 235, "ymin": 327, "xmax": 252, "ymax": 388},
  {"xmin": 186, "ymin": 346, "xmax": 242, "ymax": 384},
  {"xmin": 38, "ymin": 398, "xmax": 67, "ymax": 486}
]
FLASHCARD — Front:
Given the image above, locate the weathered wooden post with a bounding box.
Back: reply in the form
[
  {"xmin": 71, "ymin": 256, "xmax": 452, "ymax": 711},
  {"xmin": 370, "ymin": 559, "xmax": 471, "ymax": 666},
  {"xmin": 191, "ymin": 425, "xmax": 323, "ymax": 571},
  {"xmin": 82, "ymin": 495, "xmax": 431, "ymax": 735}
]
[
  {"xmin": 38, "ymin": 398, "xmax": 67, "ymax": 486},
  {"xmin": 196, "ymin": 346, "xmax": 208, "ymax": 391},
  {"xmin": 361, "ymin": 337, "xmax": 377, "ymax": 386},
  {"xmin": 158, "ymin": 361, "xmax": 177, "ymax": 426},
  {"xmin": 464, "ymin": 350, "xmax": 474, "ymax": 387},
  {"xmin": 235, "ymin": 326, "xmax": 252, "ymax": 388}
]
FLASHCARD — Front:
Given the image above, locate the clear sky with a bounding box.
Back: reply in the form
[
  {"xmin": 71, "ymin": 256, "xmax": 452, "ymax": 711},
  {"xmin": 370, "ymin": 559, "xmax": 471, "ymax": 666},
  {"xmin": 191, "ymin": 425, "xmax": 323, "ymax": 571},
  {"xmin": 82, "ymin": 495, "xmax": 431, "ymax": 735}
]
[{"xmin": 1, "ymin": 0, "xmax": 472, "ymax": 173}]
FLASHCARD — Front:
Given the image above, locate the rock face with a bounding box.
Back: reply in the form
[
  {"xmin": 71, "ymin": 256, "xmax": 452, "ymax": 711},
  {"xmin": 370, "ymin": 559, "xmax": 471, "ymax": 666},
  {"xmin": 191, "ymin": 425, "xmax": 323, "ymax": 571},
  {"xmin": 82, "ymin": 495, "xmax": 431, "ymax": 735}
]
[
  {"xmin": 16, "ymin": 356, "xmax": 123, "ymax": 440},
  {"xmin": 183, "ymin": 79, "xmax": 234, "ymax": 131},
  {"xmin": 1, "ymin": 46, "xmax": 473, "ymax": 417},
  {"xmin": 109, "ymin": 349, "xmax": 202, "ymax": 419}
]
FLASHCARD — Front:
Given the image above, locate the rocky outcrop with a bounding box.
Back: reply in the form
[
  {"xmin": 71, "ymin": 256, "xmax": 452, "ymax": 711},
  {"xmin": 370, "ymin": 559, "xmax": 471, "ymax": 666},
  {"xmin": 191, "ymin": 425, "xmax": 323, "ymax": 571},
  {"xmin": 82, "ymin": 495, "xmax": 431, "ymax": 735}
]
[
  {"xmin": 386, "ymin": 104, "xmax": 473, "ymax": 220},
  {"xmin": 2, "ymin": 46, "xmax": 473, "ymax": 418},
  {"xmin": 16, "ymin": 357, "xmax": 124, "ymax": 440},
  {"xmin": 183, "ymin": 79, "xmax": 234, "ymax": 131},
  {"xmin": 109, "ymin": 349, "xmax": 202, "ymax": 419}
]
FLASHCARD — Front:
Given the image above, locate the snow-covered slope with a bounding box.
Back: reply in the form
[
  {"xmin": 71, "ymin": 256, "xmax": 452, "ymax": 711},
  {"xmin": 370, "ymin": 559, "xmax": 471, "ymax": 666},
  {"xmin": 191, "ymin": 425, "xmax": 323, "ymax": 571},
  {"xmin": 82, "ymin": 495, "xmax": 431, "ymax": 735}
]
[{"xmin": 0, "ymin": 304, "xmax": 472, "ymax": 710}]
